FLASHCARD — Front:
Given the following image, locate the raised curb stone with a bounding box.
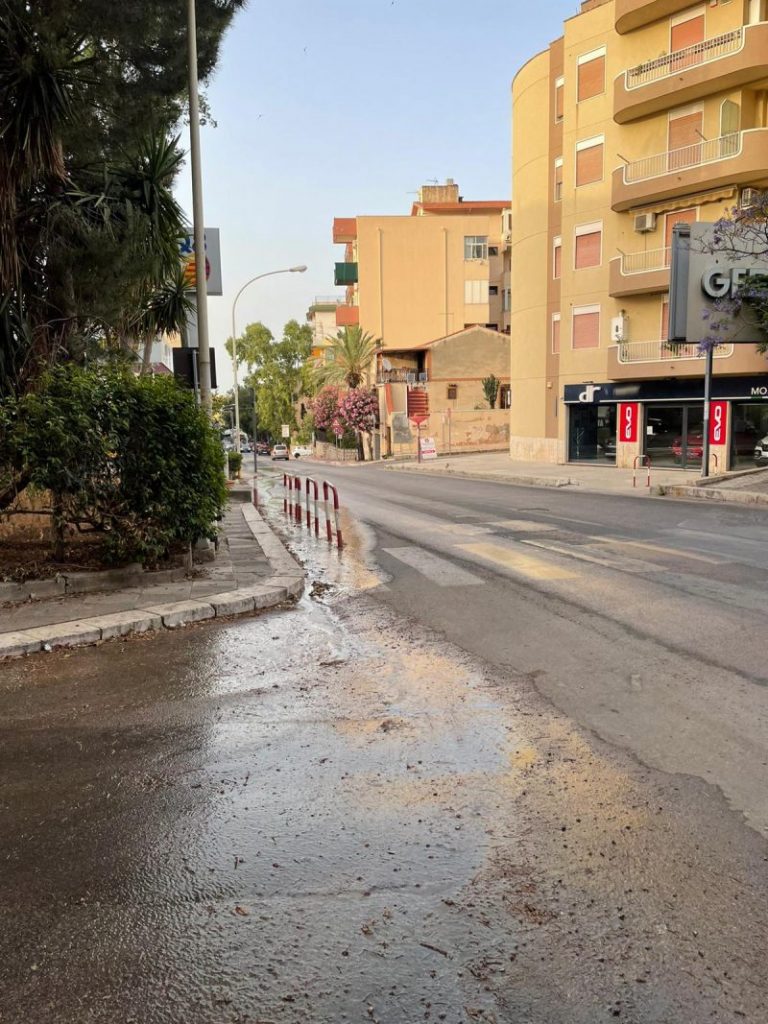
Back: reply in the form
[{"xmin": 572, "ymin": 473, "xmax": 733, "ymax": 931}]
[
  {"xmin": 23, "ymin": 621, "xmax": 103, "ymax": 650},
  {"xmin": 145, "ymin": 601, "xmax": 216, "ymax": 628},
  {"xmin": 0, "ymin": 631, "xmax": 43, "ymax": 658}
]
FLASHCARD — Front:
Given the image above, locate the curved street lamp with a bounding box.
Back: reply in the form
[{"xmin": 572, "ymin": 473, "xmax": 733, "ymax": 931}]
[{"xmin": 230, "ymin": 265, "xmax": 308, "ymax": 454}]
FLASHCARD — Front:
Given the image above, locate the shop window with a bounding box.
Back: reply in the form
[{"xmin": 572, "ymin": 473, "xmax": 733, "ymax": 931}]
[
  {"xmin": 575, "ymin": 136, "xmax": 604, "ymax": 186},
  {"xmin": 574, "ymin": 222, "xmax": 602, "ymax": 269},
  {"xmin": 577, "ymin": 47, "xmax": 606, "ymax": 102},
  {"xmin": 732, "ymin": 402, "xmax": 768, "ymax": 467},
  {"xmin": 572, "ymin": 305, "xmax": 600, "ymax": 349}
]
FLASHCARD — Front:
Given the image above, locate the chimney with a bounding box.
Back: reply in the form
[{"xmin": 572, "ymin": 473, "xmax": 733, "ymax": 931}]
[{"xmin": 418, "ymin": 178, "xmax": 460, "ymax": 205}]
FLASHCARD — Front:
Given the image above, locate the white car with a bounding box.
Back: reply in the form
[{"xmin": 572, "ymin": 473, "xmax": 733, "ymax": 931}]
[
  {"xmin": 271, "ymin": 444, "xmax": 289, "ymax": 461},
  {"xmin": 292, "ymin": 445, "xmax": 313, "ymax": 459}
]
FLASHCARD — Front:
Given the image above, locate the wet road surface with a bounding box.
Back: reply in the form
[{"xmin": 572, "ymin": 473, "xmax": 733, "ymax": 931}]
[{"xmin": 1, "ymin": 467, "xmax": 768, "ymax": 1023}]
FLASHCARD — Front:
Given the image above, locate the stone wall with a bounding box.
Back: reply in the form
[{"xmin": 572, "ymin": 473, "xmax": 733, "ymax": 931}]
[{"xmin": 390, "ymin": 409, "xmax": 510, "ymax": 458}]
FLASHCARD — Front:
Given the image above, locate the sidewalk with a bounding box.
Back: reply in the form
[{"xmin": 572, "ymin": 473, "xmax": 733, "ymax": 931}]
[
  {"xmin": 0, "ymin": 501, "xmax": 304, "ymax": 659},
  {"xmin": 385, "ymin": 450, "xmax": 702, "ymax": 495}
]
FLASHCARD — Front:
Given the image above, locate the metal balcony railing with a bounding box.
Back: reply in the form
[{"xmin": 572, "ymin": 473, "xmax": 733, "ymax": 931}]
[
  {"xmin": 616, "ymin": 340, "xmax": 733, "ymax": 364},
  {"xmin": 624, "ymin": 28, "xmax": 743, "ymax": 89},
  {"xmin": 620, "ymin": 247, "xmax": 670, "ymax": 275},
  {"xmin": 376, "ymin": 369, "xmax": 429, "ymax": 385},
  {"xmin": 623, "ymin": 132, "xmax": 741, "ymax": 183}
]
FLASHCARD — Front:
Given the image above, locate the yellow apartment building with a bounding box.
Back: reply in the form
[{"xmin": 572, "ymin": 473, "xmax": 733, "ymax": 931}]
[
  {"xmin": 510, "ymin": 0, "xmax": 768, "ymax": 472},
  {"xmin": 332, "ymin": 180, "xmax": 511, "ymax": 456},
  {"xmin": 306, "ymin": 297, "xmax": 343, "ymax": 362}
]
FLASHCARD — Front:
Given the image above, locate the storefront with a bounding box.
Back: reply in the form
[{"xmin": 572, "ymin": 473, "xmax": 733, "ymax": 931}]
[{"xmin": 563, "ymin": 376, "xmax": 768, "ymax": 470}]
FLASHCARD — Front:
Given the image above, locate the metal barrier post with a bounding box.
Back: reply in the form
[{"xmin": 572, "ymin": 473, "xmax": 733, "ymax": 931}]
[
  {"xmin": 283, "ymin": 473, "xmax": 289, "ymax": 516},
  {"xmin": 294, "ymin": 476, "xmax": 302, "ymax": 524},
  {"xmin": 633, "ymin": 455, "xmax": 651, "ymax": 488},
  {"xmin": 306, "ymin": 478, "xmax": 320, "ymax": 537}
]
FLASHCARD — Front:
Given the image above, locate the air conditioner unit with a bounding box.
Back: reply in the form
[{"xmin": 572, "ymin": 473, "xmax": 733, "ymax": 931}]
[
  {"xmin": 740, "ymin": 187, "xmax": 760, "ymax": 210},
  {"xmin": 634, "ymin": 212, "xmax": 656, "ymax": 233},
  {"xmin": 611, "ymin": 313, "xmax": 629, "ymax": 343},
  {"xmin": 503, "ymin": 230, "xmax": 512, "ymax": 243}
]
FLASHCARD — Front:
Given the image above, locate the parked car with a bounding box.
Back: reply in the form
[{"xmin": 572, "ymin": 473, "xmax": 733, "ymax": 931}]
[
  {"xmin": 292, "ymin": 445, "xmax": 313, "ymax": 459},
  {"xmin": 256, "ymin": 441, "xmax": 271, "ymax": 456},
  {"xmin": 755, "ymin": 435, "xmax": 768, "ymax": 465},
  {"xmin": 271, "ymin": 443, "xmax": 289, "ymax": 461}
]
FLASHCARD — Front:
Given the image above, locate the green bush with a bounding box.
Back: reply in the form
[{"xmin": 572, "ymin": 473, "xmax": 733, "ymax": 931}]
[
  {"xmin": 227, "ymin": 450, "xmax": 243, "ymax": 477},
  {"xmin": 0, "ymin": 366, "xmax": 227, "ymax": 564}
]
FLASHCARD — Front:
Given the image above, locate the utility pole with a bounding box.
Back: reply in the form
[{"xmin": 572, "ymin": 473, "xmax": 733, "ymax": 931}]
[{"xmin": 187, "ymin": 0, "xmax": 212, "ymax": 413}]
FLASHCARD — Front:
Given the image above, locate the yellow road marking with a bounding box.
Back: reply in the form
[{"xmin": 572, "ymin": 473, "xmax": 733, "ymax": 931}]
[
  {"xmin": 521, "ymin": 539, "xmax": 666, "ymax": 574},
  {"xmin": 493, "ymin": 519, "xmax": 557, "ymax": 533},
  {"xmin": 594, "ymin": 537, "xmax": 723, "ymax": 564},
  {"xmin": 458, "ymin": 542, "xmax": 579, "ymax": 580}
]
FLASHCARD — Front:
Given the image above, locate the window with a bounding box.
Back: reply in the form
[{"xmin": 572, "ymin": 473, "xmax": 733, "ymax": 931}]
[
  {"xmin": 553, "ymin": 236, "xmax": 562, "ymax": 279},
  {"xmin": 574, "ymin": 222, "xmax": 603, "ymax": 269},
  {"xmin": 552, "ymin": 313, "xmax": 561, "ymax": 354},
  {"xmin": 464, "ymin": 279, "xmax": 489, "ymax": 304},
  {"xmin": 572, "ymin": 305, "xmax": 600, "ymax": 349},
  {"xmin": 447, "ymin": 384, "xmax": 458, "ymax": 399},
  {"xmin": 670, "ymin": 6, "xmax": 705, "ymax": 54},
  {"xmin": 661, "ymin": 295, "xmax": 670, "ymax": 340},
  {"xmin": 577, "ymin": 46, "xmax": 606, "ymax": 102},
  {"xmin": 485, "ymin": 323, "xmax": 499, "ymax": 331},
  {"xmin": 488, "ymin": 245, "xmax": 499, "ymax": 256},
  {"xmin": 554, "ymin": 76, "xmax": 564, "ymax": 122},
  {"xmin": 554, "ymin": 158, "xmax": 564, "ymax": 202},
  {"xmin": 575, "ymin": 135, "xmax": 604, "ymax": 186},
  {"xmin": 489, "ymin": 285, "xmax": 499, "ymax": 296},
  {"xmin": 464, "ymin": 235, "xmax": 488, "ymax": 260},
  {"xmin": 668, "ymin": 107, "xmax": 703, "ymax": 168},
  {"xmin": 502, "ymin": 288, "xmax": 511, "ymax": 312},
  {"xmin": 500, "ymin": 385, "xmax": 512, "ymax": 410},
  {"xmin": 664, "ymin": 207, "xmax": 697, "ymax": 263}
]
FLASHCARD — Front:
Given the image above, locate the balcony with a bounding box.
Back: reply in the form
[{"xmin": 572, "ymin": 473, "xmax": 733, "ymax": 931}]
[
  {"xmin": 333, "ymin": 218, "xmax": 357, "ymax": 243},
  {"xmin": 615, "ymin": 0, "xmax": 706, "ymax": 35},
  {"xmin": 376, "ymin": 369, "xmax": 429, "ymax": 385},
  {"xmin": 612, "ymin": 128, "xmax": 768, "ymax": 211},
  {"xmin": 615, "ymin": 25, "xmax": 768, "ymax": 124},
  {"xmin": 334, "ymin": 262, "xmax": 358, "ymax": 286},
  {"xmin": 616, "ymin": 340, "xmax": 733, "ymax": 364},
  {"xmin": 335, "ymin": 304, "xmax": 359, "ymax": 327},
  {"xmin": 609, "ymin": 247, "xmax": 670, "ymax": 297}
]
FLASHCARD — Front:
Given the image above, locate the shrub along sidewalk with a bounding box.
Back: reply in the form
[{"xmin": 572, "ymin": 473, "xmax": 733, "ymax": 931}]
[{"xmin": 0, "ymin": 502, "xmax": 304, "ymax": 659}]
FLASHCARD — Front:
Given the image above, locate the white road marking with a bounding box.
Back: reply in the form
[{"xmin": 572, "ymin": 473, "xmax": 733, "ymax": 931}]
[
  {"xmin": 382, "ymin": 547, "xmax": 484, "ymax": 587},
  {"xmin": 493, "ymin": 519, "xmax": 558, "ymax": 533},
  {"xmin": 521, "ymin": 539, "xmax": 667, "ymax": 574}
]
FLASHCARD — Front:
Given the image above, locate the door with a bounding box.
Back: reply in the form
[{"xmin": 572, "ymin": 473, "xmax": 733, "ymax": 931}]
[
  {"xmin": 645, "ymin": 404, "xmax": 703, "ymax": 468},
  {"xmin": 668, "ymin": 109, "xmax": 703, "ymax": 170},
  {"xmin": 569, "ymin": 404, "xmax": 616, "ymax": 462},
  {"xmin": 719, "ymin": 99, "xmax": 740, "ymax": 156}
]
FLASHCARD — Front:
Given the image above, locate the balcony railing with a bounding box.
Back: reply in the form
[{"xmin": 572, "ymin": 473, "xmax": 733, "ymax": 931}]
[
  {"xmin": 620, "ymin": 247, "xmax": 670, "ymax": 275},
  {"xmin": 376, "ymin": 369, "xmax": 429, "ymax": 385},
  {"xmin": 616, "ymin": 340, "xmax": 733, "ymax": 364},
  {"xmin": 625, "ymin": 28, "xmax": 742, "ymax": 89},
  {"xmin": 623, "ymin": 132, "xmax": 741, "ymax": 184}
]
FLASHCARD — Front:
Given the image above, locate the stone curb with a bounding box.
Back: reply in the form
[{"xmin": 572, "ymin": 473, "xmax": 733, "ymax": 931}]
[
  {"xmin": 0, "ymin": 563, "xmax": 188, "ymax": 606},
  {"xmin": 385, "ymin": 464, "xmax": 574, "ymax": 488},
  {"xmin": 0, "ymin": 504, "xmax": 304, "ymax": 661},
  {"xmin": 651, "ymin": 484, "xmax": 768, "ymax": 506}
]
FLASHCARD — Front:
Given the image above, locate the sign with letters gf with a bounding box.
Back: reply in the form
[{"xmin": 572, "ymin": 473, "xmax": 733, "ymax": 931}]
[
  {"xmin": 618, "ymin": 402, "xmax": 640, "ymax": 444},
  {"xmin": 709, "ymin": 400, "xmax": 728, "ymax": 446}
]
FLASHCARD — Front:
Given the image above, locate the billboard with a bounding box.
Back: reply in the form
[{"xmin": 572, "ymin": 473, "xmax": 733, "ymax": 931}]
[
  {"xmin": 179, "ymin": 228, "xmax": 223, "ymax": 296},
  {"xmin": 669, "ymin": 222, "xmax": 768, "ymax": 345}
]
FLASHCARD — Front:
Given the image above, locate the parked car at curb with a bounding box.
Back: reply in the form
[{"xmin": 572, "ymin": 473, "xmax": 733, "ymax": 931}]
[
  {"xmin": 271, "ymin": 443, "xmax": 289, "ymax": 461},
  {"xmin": 292, "ymin": 445, "xmax": 313, "ymax": 459},
  {"xmin": 755, "ymin": 435, "xmax": 768, "ymax": 465},
  {"xmin": 256, "ymin": 442, "xmax": 271, "ymax": 456}
]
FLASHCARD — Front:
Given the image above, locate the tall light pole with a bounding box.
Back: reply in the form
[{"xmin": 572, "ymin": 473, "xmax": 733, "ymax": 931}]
[
  {"xmin": 187, "ymin": 0, "xmax": 212, "ymax": 413},
  {"xmin": 231, "ymin": 266, "xmax": 308, "ymax": 452}
]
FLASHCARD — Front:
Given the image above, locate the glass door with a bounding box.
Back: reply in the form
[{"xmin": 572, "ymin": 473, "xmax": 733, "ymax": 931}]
[{"xmin": 645, "ymin": 404, "xmax": 703, "ymax": 468}]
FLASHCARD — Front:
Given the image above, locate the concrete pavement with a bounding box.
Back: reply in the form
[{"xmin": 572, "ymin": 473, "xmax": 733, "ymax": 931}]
[{"xmin": 0, "ymin": 501, "xmax": 304, "ymax": 659}]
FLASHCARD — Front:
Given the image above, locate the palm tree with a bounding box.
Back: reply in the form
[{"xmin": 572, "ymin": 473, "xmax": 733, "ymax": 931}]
[{"xmin": 313, "ymin": 325, "xmax": 381, "ymax": 389}]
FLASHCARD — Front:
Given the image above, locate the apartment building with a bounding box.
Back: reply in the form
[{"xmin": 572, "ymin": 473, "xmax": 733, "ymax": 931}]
[
  {"xmin": 510, "ymin": 0, "xmax": 768, "ymax": 471},
  {"xmin": 332, "ymin": 180, "xmax": 511, "ymax": 345},
  {"xmin": 306, "ymin": 297, "xmax": 343, "ymax": 363}
]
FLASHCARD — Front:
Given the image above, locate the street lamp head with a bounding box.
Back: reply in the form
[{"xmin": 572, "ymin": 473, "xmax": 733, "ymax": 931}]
[{"xmin": 290, "ymin": 265, "xmax": 308, "ymax": 273}]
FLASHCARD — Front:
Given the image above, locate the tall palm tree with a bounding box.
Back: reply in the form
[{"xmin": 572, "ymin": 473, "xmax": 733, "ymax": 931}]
[{"xmin": 314, "ymin": 325, "xmax": 381, "ymax": 389}]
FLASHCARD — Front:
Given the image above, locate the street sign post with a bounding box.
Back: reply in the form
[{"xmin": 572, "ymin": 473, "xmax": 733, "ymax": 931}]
[{"xmin": 409, "ymin": 414, "xmax": 429, "ymax": 463}]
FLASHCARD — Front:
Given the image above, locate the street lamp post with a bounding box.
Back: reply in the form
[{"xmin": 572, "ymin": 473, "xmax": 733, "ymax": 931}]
[{"xmin": 230, "ymin": 266, "xmax": 307, "ymax": 454}]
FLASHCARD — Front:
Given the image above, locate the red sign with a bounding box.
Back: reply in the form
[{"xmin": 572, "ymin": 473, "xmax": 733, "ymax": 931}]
[
  {"xmin": 618, "ymin": 402, "xmax": 640, "ymax": 444},
  {"xmin": 410, "ymin": 415, "xmax": 429, "ymax": 427},
  {"xmin": 709, "ymin": 400, "xmax": 728, "ymax": 446}
]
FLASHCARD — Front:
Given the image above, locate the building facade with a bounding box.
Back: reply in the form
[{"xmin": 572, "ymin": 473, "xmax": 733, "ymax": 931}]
[{"xmin": 510, "ymin": 0, "xmax": 768, "ymax": 471}]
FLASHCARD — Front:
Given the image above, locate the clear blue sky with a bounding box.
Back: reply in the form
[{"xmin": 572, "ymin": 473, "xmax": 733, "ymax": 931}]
[{"xmin": 175, "ymin": 0, "xmax": 577, "ymax": 390}]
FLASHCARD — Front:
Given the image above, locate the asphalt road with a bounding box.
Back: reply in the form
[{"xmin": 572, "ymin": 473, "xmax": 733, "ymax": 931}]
[{"xmin": 1, "ymin": 465, "xmax": 767, "ymax": 1023}]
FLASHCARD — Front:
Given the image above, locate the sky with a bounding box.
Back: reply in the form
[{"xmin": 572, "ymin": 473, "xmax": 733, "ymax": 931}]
[{"xmin": 175, "ymin": 0, "xmax": 578, "ymax": 391}]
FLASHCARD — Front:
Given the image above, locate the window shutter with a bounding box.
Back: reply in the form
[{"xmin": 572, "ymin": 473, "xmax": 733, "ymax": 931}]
[
  {"xmin": 552, "ymin": 316, "xmax": 561, "ymax": 354},
  {"xmin": 553, "ymin": 240, "xmax": 562, "ymax": 279},
  {"xmin": 554, "ymin": 159, "xmax": 564, "ymax": 201},
  {"xmin": 555, "ymin": 79, "xmax": 564, "ymax": 121},
  {"xmin": 670, "ymin": 15, "xmax": 705, "ymax": 53},
  {"xmin": 578, "ymin": 55, "xmax": 605, "ymax": 101},
  {"xmin": 575, "ymin": 230, "xmax": 602, "ymax": 269},
  {"xmin": 661, "ymin": 299, "xmax": 670, "ymax": 341},
  {"xmin": 664, "ymin": 208, "xmax": 697, "ymax": 253},
  {"xmin": 572, "ymin": 309, "xmax": 600, "ymax": 349},
  {"xmin": 576, "ymin": 142, "xmax": 603, "ymax": 186},
  {"xmin": 668, "ymin": 111, "xmax": 703, "ymax": 169}
]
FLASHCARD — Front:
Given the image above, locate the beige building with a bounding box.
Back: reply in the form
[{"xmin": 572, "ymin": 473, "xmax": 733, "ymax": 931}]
[
  {"xmin": 306, "ymin": 297, "xmax": 343, "ymax": 363},
  {"xmin": 511, "ymin": 0, "xmax": 768, "ymax": 471}
]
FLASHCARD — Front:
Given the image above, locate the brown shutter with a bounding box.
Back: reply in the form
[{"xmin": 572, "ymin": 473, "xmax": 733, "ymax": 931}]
[
  {"xmin": 573, "ymin": 310, "xmax": 600, "ymax": 349},
  {"xmin": 576, "ymin": 142, "xmax": 603, "ymax": 186},
  {"xmin": 555, "ymin": 82, "xmax": 564, "ymax": 121},
  {"xmin": 552, "ymin": 318, "xmax": 561, "ymax": 354},
  {"xmin": 661, "ymin": 299, "xmax": 670, "ymax": 340},
  {"xmin": 553, "ymin": 241, "xmax": 562, "ymax": 279},
  {"xmin": 554, "ymin": 160, "xmax": 564, "ymax": 201},
  {"xmin": 670, "ymin": 15, "xmax": 705, "ymax": 54},
  {"xmin": 668, "ymin": 111, "xmax": 703, "ymax": 169},
  {"xmin": 575, "ymin": 230, "xmax": 602, "ymax": 269},
  {"xmin": 664, "ymin": 207, "xmax": 697, "ymax": 257},
  {"xmin": 578, "ymin": 56, "xmax": 605, "ymax": 102}
]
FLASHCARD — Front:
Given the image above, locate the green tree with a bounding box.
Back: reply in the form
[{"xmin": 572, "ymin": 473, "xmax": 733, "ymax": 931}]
[
  {"xmin": 313, "ymin": 325, "xmax": 381, "ymax": 389},
  {"xmin": 482, "ymin": 374, "xmax": 500, "ymax": 409},
  {"xmin": 225, "ymin": 322, "xmax": 275, "ymax": 371}
]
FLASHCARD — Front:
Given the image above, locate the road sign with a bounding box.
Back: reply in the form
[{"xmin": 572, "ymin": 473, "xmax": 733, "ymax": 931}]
[
  {"xmin": 409, "ymin": 414, "xmax": 429, "ymax": 427},
  {"xmin": 281, "ymin": 424, "xmax": 290, "ymax": 438},
  {"xmin": 420, "ymin": 436, "xmax": 438, "ymax": 460}
]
